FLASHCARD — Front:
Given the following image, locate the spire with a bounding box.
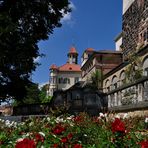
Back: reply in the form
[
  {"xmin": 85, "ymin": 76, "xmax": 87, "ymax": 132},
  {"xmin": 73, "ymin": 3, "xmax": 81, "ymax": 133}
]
[{"xmin": 67, "ymin": 46, "xmax": 78, "ymax": 64}]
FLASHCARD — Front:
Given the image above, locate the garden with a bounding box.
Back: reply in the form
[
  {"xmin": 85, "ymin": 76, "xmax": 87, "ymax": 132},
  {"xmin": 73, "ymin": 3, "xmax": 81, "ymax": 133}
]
[{"xmin": 0, "ymin": 112, "xmax": 147, "ymax": 148}]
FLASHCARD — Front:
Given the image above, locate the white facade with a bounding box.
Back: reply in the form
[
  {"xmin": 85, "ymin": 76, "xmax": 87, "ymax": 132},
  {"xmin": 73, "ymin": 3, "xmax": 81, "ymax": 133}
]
[
  {"xmin": 123, "ymin": 0, "xmax": 135, "ymax": 14},
  {"xmin": 115, "ymin": 34, "xmax": 122, "ymax": 51},
  {"xmin": 48, "ymin": 47, "xmax": 81, "ymax": 96},
  {"xmin": 57, "ymin": 72, "xmax": 81, "ymax": 90}
]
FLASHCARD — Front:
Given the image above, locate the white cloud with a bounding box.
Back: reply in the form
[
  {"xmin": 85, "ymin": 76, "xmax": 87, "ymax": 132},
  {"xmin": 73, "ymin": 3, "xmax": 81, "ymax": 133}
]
[
  {"xmin": 61, "ymin": 1, "xmax": 76, "ymax": 23},
  {"xmin": 34, "ymin": 56, "xmax": 40, "ymax": 63},
  {"xmin": 39, "ymin": 81, "xmax": 48, "ymax": 89}
]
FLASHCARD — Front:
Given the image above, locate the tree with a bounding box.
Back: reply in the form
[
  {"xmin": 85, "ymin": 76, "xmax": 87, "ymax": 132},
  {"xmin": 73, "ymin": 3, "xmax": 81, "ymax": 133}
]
[
  {"xmin": 23, "ymin": 83, "xmax": 41, "ymax": 104},
  {"xmin": 125, "ymin": 52, "xmax": 143, "ymax": 83},
  {"xmin": 39, "ymin": 84, "xmax": 52, "ymax": 103},
  {"xmin": 0, "ymin": 0, "xmax": 70, "ymax": 102},
  {"xmin": 87, "ymin": 70, "xmax": 102, "ymax": 90},
  {"xmin": 13, "ymin": 83, "xmax": 40, "ymax": 105}
]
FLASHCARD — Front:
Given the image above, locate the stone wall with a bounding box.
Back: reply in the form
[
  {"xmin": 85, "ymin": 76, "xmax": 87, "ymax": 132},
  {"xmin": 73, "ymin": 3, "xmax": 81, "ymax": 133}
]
[
  {"xmin": 107, "ymin": 77, "xmax": 148, "ymax": 112},
  {"xmin": 122, "ymin": 0, "xmax": 148, "ymax": 57}
]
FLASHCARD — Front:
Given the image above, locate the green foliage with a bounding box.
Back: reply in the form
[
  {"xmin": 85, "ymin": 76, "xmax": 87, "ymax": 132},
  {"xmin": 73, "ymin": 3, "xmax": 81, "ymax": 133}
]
[
  {"xmin": 125, "ymin": 53, "xmax": 143, "ymax": 83},
  {"xmin": 13, "ymin": 83, "xmax": 52, "ymax": 105},
  {"xmin": 0, "ymin": 0, "xmax": 70, "ymax": 102},
  {"xmin": 39, "ymin": 84, "xmax": 52, "ymax": 103},
  {"xmin": 24, "ymin": 83, "xmax": 41, "ymax": 104},
  {"xmin": 88, "ymin": 69, "xmax": 102, "ymax": 90}
]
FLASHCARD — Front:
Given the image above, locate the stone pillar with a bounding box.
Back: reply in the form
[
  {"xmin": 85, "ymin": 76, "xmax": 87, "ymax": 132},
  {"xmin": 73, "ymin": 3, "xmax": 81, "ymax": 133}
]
[
  {"xmin": 143, "ymin": 81, "xmax": 148, "ymax": 101},
  {"xmin": 117, "ymin": 91, "xmax": 122, "ymax": 106},
  {"xmin": 114, "ymin": 93, "xmax": 117, "ymax": 106},
  {"xmin": 108, "ymin": 95, "xmax": 111, "ymax": 108},
  {"xmin": 138, "ymin": 83, "xmax": 143, "ymax": 102}
]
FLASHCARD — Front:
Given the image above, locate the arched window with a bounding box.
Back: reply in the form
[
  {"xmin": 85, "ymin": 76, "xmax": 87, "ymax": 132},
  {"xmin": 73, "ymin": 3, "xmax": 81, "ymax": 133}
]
[
  {"xmin": 143, "ymin": 56, "xmax": 148, "ymax": 76},
  {"xmin": 105, "ymin": 79, "xmax": 110, "ymax": 92},
  {"xmin": 120, "ymin": 71, "xmax": 125, "ymax": 86},
  {"xmin": 111, "ymin": 76, "xmax": 118, "ymax": 90}
]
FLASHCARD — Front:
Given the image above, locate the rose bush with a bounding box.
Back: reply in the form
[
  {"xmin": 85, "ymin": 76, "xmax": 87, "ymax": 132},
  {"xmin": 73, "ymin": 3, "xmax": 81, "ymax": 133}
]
[{"xmin": 0, "ymin": 112, "xmax": 147, "ymax": 148}]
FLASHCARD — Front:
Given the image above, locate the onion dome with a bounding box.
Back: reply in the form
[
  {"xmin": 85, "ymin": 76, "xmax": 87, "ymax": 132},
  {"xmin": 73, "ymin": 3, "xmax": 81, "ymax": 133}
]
[{"xmin": 50, "ymin": 64, "xmax": 58, "ymax": 70}]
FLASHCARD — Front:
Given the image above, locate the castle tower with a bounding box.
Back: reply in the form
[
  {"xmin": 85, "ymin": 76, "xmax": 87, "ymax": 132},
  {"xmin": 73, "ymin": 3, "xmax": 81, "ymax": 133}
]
[
  {"xmin": 67, "ymin": 47, "xmax": 78, "ymax": 64},
  {"xmin": 49, "ymin": 64, "xmax": 58, "ymax": 96}
]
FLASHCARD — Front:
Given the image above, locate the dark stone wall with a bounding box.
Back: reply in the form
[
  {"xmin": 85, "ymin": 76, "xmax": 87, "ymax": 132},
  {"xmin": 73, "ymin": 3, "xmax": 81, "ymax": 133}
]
[{"xmin": 122, "ymin": 0, "xmax": 148, "ymax": 56}]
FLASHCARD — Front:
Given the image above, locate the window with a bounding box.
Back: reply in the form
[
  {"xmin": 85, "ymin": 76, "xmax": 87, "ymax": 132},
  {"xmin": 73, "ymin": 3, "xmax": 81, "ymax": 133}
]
[
  {"xmin": 107, "ymin": 87, "xmax": 110, "ymax": 92},
  {"xmin": 144, "ymin": 30, "xmax": 147, "ymax": 42},
  {"xmin": 111, "ymin": 76, "xmax": 118, "ymax": 90},
  {"xmin": 58, "ymin": 78, "xmax": 63, "ymax": 84},
  {"xmin": 144, "ymin": 68, "xmax": 148, "ymax": 76},
  {"xmin": 63, "ymin": 78, "xmax": 67, "ymax": 84},
  {"xmin": 75, "ymin": 77, "xmax": 79, "ymax": 83},
  {"xmin": 67, "ymin": 78, "xmax": 70, "ymax": 84},
  {"xmin": 143, "ymin": 57, "xmax": 148, "ymax": 76},
  {"xmin": 76, "ymin": 94, "xmax": 80, "ymax": 100},
  {"xmin": 114, "ymin": 83, "xmax": 117, "ymax": 89},
  {"xmin": 59, "ymin": 78, "xmax": 70, "ymax": 84}
]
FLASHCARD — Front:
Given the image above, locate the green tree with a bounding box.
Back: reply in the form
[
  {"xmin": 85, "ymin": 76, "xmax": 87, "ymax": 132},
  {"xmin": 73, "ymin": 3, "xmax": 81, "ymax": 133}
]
[
  {"xmin": 39, "ymin": 84, "xmax": 52, "ymax": 103},
  {"xmin": 125, "ymin": 52, "xmax": 143, "ymax": 83},
  {"xmin": 0, "ymin": 0, "xmax": 70, "ymax": 102},
  {"xmin": 87, "ymin": 69, "xmax": 102, "ymax": 90},
  {"xmin": 23, "ymin": 83, "xmax": 41, "ymax": 104},
  {"xmin": 13, "ymin": 83, "xmax": 41, "ymax": 105}
]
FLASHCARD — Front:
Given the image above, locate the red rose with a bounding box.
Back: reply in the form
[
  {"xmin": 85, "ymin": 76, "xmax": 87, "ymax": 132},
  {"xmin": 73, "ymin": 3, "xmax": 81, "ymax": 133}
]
[
  {"xmin": 0, "ymin": 140, "xmax": 4, "ymax": 145},
  {"xmin": 35, "ymin": 133, "xmax": 44, "ymax": 143},
  {"xmin": 53, "ymin": 124, "xmax": 65, "ymax": 135},
  {"xmin": 139, "ymin": 140, "xmax": 148, "ymax": 148},
  {"xmin": 67, "ymin": 133, "xmax": 73, "ymax": 139},
  {"xmin": 73, "ymin": 116, "xmax": 82, "ymax": 122},
  {"xmin": 61, "ymin": 137, "xmax": 68, "ymax": 143},
  {"xmin": 15, "ymin": 138, "xmax": 36, "ymax": 148},
  {"xmin": 111, "ymin": 118, "xmax": 125, "ymax": 133},
  {"xmin": 73, "ymin": 144, "xmax": 82, "ymax": 148},
  {"xmin": 53, "ymin": 143, "xmax": 58, "ymax": 148}
]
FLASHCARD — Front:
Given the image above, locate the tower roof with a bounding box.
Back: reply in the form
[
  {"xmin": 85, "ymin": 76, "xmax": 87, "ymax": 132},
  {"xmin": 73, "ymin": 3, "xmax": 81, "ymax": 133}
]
[
  {"xmin": 68, "ymin": 46, "xmax": 78, "ymax": 55},
  {"xmin": 85, "ymin": 48, "xmax": 94, "ymax": 52},
  {"xmin": 58, "ymin": 63, "xmax": 81, "ymax": 72},
  {"xmin": 50, "ymin": 64, "xmax": 58, "ymax": 70}
]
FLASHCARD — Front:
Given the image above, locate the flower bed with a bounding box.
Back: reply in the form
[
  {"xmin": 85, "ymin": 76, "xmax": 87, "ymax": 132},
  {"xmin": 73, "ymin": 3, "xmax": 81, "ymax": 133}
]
[{"xmin": 0, "ymin": 112, "xmax": 147, "ymax": 148}]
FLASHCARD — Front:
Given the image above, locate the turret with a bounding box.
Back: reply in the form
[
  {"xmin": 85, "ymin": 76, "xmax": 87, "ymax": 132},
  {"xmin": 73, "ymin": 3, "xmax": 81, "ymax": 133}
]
[{"xmin": 67, "ymin": 47, "xmax": 78, "ymax": 64}]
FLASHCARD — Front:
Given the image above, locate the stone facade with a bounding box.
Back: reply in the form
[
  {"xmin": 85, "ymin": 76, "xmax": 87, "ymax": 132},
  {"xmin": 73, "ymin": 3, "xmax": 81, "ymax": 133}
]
[
  {"xmin": 81, "ymin": 49, "xmax": 123, "ymax": 82},
  {"xmin": 122, "ymin": 0, "xmax": 148, "ymax": 58},
  {"xmin": 51, "ymin": 82, "xmax": 107, "ymax": 116},
  {"xmin": 103, "ymin": 45, "xmax": 148, "ymax": 110},
  {"xmin": 102, "ymin": 0, "xmax": 148, "ymax": 112}
]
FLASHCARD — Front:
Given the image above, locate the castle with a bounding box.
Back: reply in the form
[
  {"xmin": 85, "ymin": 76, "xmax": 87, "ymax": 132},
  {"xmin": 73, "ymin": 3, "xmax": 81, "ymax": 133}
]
[
  {"xmin": 49, "ymin": 0, "xmax": 148, "ymax": 113},
  {"xmin": 48, "ymin": 47, "xmax": 81, "ymax": 96}
]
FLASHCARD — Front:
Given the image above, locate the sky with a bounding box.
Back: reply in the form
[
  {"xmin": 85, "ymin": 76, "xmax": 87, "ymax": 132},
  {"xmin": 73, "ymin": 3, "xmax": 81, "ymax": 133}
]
[{"xmin": 32, "ymin": 0, "xmax": 123, "ymax": 86}]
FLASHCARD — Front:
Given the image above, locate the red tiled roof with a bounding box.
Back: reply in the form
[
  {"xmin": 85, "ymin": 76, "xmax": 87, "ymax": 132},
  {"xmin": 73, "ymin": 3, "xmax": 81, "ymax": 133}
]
[
  {"xmin": 58, "ymin": 63, "xmax": 81, "ymax": 72},
  {"xmin": 50, "ymin": 64, "xmax": 58, "ymax": 70},
  {"xmin": 69, "ymin": 47, "xmax": 78, "ymax": 54},
  {"xmin": 85, "ymin": 48, "xmax": 94, "ymax": 52}
]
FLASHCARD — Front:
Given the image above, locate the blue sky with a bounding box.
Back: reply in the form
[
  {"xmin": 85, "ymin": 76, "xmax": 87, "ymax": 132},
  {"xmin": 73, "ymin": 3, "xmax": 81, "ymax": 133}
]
[{"xmin": 32, "ymin": 0, "xmax": 122, "ymax": 86}]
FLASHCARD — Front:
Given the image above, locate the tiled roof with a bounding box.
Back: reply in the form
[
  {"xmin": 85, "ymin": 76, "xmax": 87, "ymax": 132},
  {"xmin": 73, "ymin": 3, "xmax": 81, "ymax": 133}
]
[
  {"xmin": 69, "ymin": 47, "xmax": 78, "ymax": 54},
  {"xmin": 85, "ymin": 48, "xmax": 94, "ymax": 52},
  {"xmin": 58, "ymin": 63, "xmax": 81, "ymax": 72},
  {"xmin": 50, "ymin": 64, "xmax": 58, "ymax": 70}
]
